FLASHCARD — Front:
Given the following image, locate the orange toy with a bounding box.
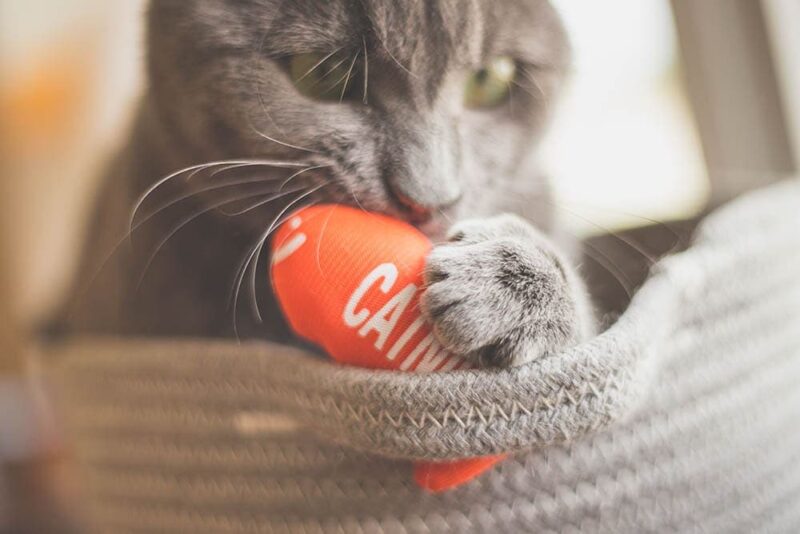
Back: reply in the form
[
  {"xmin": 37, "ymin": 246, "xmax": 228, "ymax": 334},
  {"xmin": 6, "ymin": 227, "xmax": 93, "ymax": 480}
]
[{"xmin": 270, "ymin": 204, "xmax": 506, "ymax": 492}]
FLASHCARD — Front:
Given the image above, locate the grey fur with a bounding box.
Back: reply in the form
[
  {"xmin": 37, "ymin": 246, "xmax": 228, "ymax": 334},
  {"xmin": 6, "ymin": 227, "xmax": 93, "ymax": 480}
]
[
  {"xmin": 422, "ymin": 214, "xmax": 595, "ymax": 366},
  {"xmin": 66, "ymin": 0, "xmax": 594, "ymax": 365}
]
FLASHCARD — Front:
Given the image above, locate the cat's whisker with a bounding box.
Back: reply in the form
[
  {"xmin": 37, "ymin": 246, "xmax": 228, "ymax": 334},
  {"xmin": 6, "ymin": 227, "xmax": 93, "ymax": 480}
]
[
  {"xmin": 230, "ymin": 203, "xmax": 320, "ymax": 340},
  {"xmin": 251, "ymin": 127, "xmax": 320, "ymax": 154},
  {"xmin": 472, "ymin": 180, "xmax": 658, "ymax": 300},
  {"xmin": 130, "ymin": 162, "xmax": 226, "ymax": 231},
  {"xmin": 130, "ymin": 159, "xmax": 307, "ymax": 233},
  {"xmin": 296, "ymin": 48, "xmax": 342, "ymax": 83},
  {"xmin": 510, "ymin": 80, "xmax": 538, "ymax": 100},
  {"xmin": 255, "ymin": 87, "xmax": 283, "ymax": 134},
  {"xmin": 224, "ymin": 166, "xmax": 326, "ymax": 216},
  {"xmin": 355, "ymin": 5, "xmax": 416, "ymax": 79},
  {"xmin": 279, "ymin": 164, "xmax": 329, "ymax": 191},
  {"xmin": 519, "ymin": 68, "xmax": 548, "ymax": 100},
  {"xmin": 349, "ymin": 189, "xmax": 369, "ymax": 214},
  {"xmin": 186, "ymin": 164, "xmax": 216, "ymax": 182},
  {"xmin": 208, "ymin": 161, "xmax": 297, "ymax": 178},
  {"xmin": 580, "ymin": 241, "xmax": 634, "ymax": 301},
  {"xmin": 228, "ymin": 191, "xmax": 309, "ymax": 310},
  {"xmin": 230, "ymin": 182, "xmax": 332, "ymax": 336},
  {"xmin": 316, "ymin": 205, "xmax": 337, "ymax": 275},
  {"xmin": 491, "ymin": 180, "xmax": 678, "ymax": 262},
  {"xmin": 437, "ymin": 208, "xmax": 453, "ymax": 225},
  {"xmin": 544, "ymin": 200, "xmax": 660, "ymax": 266},
  {"xmin": 384, "ymin": 44, "xmax": 416, "ymax": 78},
  {"xmin": 340, "ymin": 51, "xmax": 361, "ymax": 103},
  {"xmin": 562, "ymin": 201, "xmax": 683, "ymax": 244},
  {"xmin": 217, "ymin": 184, "xmax": 312, "ymax": 217},
  {"xmin": 137, "ymin": 174, "xmax": 289, "ymax": 230},
  {"xmin": 306, "ymin": 56, "xmax": 350, "ymax": 93},
  {"xmin": 253, "ymin": 29, "xmax": 287, "ymax": 137},
  {"xmin": 362, "ymin": 35, "xmax": 369, "ymax": 105},
  {"xmin": 71, "ymin": 174, "xmax": 289, "ymax": 316},
  {"xmin": 320, "ymin": 55, "xmax": 356, "ymax": 95},
  {"xmin": 216, "ymin": 192, "xmax": 274, "ymax": 218},
  {"xmin": 184, "ymin": 161, "xmax": 307, "ymax": 182},
  {"xmin": 374, "ymin": 36, "xmax": 416, "ymax": 79},
  {"xmin": 248, "ymin": 182, "xmax": 332, "ymax": 322},
  {"xmin": 246, "ymin": 65, "xmax": 319, "ymax": 154},
  {"xmin": 136, "ymin": 185, "xmax": 308, "ymax": 291},
  {"xmin": 361, "ymin": 5, "xmax": 419, "ymax": 79}
]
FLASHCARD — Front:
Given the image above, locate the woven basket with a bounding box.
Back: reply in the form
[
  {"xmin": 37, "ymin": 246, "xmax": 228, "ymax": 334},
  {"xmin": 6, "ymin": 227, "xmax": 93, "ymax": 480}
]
[{"xmin": 50, "ymin": 180, "xmax": 800, "ymax": 533}]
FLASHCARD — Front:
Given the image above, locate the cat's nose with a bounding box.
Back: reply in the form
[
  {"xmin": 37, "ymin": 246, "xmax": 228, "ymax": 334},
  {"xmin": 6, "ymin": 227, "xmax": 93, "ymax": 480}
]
[
  {"xmin": 391, "ymin": 188, "xmax": 438, "ymax": 222},
  {"xmin": 387, "ymin": 178, "xmax": 462, "ymax": 223},
  {"xmin": 384, "ymin": 112, "xmax": 462, "ymax": 218}
]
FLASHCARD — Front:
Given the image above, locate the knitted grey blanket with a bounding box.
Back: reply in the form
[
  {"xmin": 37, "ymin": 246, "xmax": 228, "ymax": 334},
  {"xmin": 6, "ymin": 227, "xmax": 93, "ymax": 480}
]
[{"xmin": 52, "ymin": 179, "xmax": 800, "ymax": 533}]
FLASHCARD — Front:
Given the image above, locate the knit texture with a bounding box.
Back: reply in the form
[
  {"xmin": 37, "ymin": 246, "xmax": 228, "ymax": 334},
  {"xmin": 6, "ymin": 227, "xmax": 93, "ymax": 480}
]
[{"xmin": 50, "ymin": 179, "xmax": 800, "ymax": 533}]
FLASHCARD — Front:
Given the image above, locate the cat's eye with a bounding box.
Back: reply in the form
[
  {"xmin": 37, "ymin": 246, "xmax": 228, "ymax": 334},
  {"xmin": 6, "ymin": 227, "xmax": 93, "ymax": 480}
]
[
  {"xmin": 464, "ymin": 56, "xmax": 517, "ymax": 109},
  {"xmin": 288, "ymin": 52, "xmax": 362, "ymax": 103}
]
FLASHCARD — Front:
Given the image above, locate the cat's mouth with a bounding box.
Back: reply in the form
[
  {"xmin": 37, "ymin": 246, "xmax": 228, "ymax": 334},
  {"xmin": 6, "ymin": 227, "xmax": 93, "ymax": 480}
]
[
  {"xmin": 383, "ymin": 172, "xmax": 463, "ymax": 228},
  {"xmin": 324, "ymin": 171, "xmax": 435, "ymax": 224},
  {"xmin": 386, "ymin": 185, "xmax": 436, "ymax": 225},
  {"xmin": 326, "ymin": 178, "xmax": 451, "ymax": 239},
  {"xmin": 307, "ymin": 162, "xmax": 454, "ymax": 237},
  {"xmin": 384, "ymin": 185, "xmax": 457, "ymax": 241}
]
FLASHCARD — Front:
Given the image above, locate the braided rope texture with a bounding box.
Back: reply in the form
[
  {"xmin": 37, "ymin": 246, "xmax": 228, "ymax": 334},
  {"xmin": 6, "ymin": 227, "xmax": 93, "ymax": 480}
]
[{"xmin": 51, "ymin": 180, "xmax": 800, "ymax": 533}]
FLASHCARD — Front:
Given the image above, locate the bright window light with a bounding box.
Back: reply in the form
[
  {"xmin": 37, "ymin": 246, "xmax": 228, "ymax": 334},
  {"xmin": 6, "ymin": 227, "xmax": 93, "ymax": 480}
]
[{"xmin": 545, "ymin": 0, "xmax": 710, "ymax": 237}]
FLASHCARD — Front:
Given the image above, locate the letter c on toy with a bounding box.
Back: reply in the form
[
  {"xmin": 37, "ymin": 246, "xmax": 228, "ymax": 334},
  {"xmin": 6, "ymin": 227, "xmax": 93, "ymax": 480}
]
[{"xmin": 343, "ymin": 263, "xmax": 398, "ymax": 328}]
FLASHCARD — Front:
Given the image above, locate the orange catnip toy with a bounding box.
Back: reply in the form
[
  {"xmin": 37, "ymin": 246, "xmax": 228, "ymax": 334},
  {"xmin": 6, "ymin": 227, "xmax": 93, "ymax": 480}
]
[{"xmin": 270, "ymin": 204, "xmax": 506, "ymax": 492}]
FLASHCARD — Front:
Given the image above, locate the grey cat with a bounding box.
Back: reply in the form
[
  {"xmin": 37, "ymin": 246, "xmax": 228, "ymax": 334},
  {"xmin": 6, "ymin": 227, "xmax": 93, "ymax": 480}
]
[{"xmin": 66, "ymin": 0, "xmax": 595, "ymax": 367}]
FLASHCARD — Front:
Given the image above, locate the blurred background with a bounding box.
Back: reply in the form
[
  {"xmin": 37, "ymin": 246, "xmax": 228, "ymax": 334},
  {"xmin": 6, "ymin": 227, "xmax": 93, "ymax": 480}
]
[
  {"xmin": 0, "ymin": 0, "xmax": 711, "ymax": 329},
  {"xmin": 1, "ymin": 1, "xmax": 798, "ymax": 532}
]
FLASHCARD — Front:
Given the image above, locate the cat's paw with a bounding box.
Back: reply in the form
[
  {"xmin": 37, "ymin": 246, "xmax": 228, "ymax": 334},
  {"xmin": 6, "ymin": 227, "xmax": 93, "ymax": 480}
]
[{"xmin": 421, "ymin": 214, "xmax": 592, "ymax": 367}]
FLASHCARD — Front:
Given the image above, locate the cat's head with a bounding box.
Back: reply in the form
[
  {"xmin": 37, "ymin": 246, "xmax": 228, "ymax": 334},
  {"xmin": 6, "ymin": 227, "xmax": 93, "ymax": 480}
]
[{"xmin": 146, "ymin": 0, "xmax": 570, "ymax": 233}]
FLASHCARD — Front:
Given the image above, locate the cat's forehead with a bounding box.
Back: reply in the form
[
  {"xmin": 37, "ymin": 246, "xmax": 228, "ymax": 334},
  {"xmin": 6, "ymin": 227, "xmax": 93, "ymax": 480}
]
[
  {"xmin": 262, "ymin": 0, "xmax": 562, "ymax": 68},
  {"xmin": 367, "ymin": 1, "xmax": 559, "ymax": 64},
  {"xmin": 365, "ymin": 1, "xmax": 485, "ymax": 67}
]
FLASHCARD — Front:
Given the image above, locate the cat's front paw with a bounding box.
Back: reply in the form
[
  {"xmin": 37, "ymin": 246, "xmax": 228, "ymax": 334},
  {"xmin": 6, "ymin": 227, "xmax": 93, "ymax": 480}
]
[{"xmin": 421, "ymin": 214, "xmax": 592, "ymax": 367}]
